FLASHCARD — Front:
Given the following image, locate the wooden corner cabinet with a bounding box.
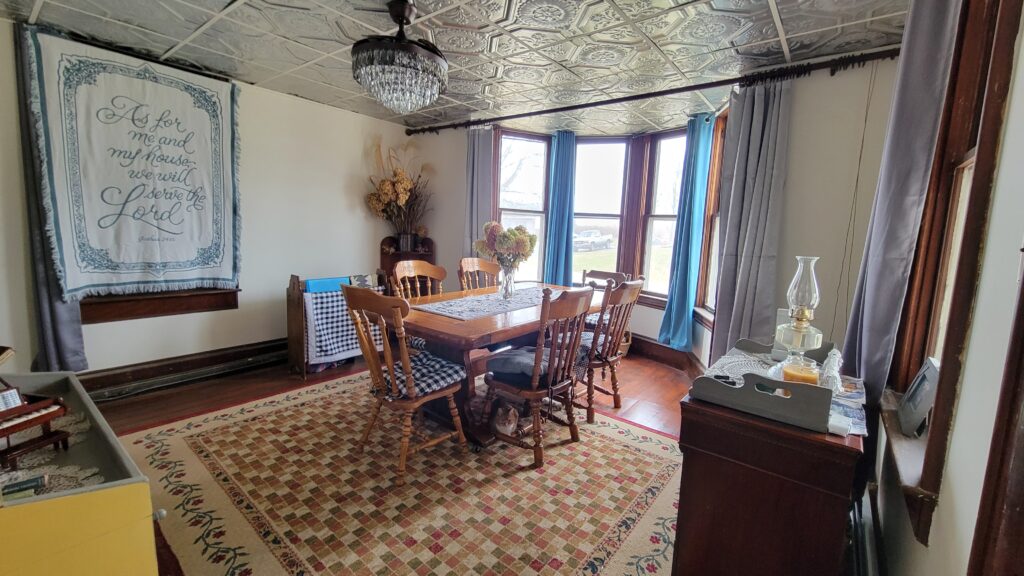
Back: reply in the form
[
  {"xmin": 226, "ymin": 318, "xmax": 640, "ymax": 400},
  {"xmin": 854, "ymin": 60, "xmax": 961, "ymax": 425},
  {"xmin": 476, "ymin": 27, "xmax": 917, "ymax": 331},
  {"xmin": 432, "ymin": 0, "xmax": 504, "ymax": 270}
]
[
  {"xmin": 672, "ymin": 395, "xmax": 863, "ymax": 575},
  {"xmin": 380, "ymin": 236, "xmax": 435, "ymax": 292}
]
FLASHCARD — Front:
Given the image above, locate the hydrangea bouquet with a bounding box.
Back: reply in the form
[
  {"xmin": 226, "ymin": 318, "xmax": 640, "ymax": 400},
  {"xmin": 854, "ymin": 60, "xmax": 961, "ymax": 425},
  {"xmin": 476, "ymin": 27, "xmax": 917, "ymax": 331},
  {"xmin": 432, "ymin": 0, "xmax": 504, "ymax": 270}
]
[{"xmin": 473, "ymin": 221, "xmax": 538, "ymax": 299}]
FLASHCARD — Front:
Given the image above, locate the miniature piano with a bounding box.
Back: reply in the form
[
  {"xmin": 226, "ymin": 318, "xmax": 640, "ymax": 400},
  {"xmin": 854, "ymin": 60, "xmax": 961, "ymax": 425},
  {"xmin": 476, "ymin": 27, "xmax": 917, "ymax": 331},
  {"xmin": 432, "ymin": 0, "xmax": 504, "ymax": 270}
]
[{"xmin": 0, "ymin": 384, "xmax": 70, "ymax": 470}]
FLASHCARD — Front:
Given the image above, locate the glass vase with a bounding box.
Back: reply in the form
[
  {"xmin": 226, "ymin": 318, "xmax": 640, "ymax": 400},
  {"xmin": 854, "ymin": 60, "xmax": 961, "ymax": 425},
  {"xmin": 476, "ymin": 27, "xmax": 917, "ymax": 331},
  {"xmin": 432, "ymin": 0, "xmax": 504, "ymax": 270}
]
[{"xmin": 500, "ymin": 265, "xmax": 517, "ymax": 300}]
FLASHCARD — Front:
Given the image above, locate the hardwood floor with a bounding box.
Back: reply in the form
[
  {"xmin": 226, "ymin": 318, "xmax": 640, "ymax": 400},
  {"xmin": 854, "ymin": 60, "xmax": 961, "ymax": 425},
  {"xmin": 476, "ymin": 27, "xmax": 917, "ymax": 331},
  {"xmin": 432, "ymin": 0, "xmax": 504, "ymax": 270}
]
[{"xmin": 98, "ymin": 354, "xmax": 692, "ymax": 437}]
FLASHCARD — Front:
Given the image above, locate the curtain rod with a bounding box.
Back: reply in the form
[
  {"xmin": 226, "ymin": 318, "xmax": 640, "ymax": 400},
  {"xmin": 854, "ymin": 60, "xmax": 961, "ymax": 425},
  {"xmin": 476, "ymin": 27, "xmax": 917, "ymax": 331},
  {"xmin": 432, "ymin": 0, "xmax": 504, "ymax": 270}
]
[{"xmin": 406, "ymin": 46, "xmax": 900, "ymax": 136}]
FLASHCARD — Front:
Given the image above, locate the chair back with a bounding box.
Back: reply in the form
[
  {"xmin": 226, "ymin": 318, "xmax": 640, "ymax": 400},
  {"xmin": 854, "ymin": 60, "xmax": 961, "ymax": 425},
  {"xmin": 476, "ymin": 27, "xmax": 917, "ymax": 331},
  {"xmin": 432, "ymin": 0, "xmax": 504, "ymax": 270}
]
[
  {"xmin": 588, "ymin": 278, "xmax": 644, "ymax": 362},
  {"xmin": 458, "ymin": 257, "xmax": 501, "ymax": 290},
  {"xmin": 582, "ymin": 269, "xmax": 629, "ymax": 288},
  {"xmin": 343, "ymin": 285, "xmax": 419, "ymax": 399},
  {"xmin": 528, "ymin": 287, "xmax": 594, "ymax": 391},
  {"xmin": 393, "ymin": 260, "xmax": 446, "ymax": 298}
]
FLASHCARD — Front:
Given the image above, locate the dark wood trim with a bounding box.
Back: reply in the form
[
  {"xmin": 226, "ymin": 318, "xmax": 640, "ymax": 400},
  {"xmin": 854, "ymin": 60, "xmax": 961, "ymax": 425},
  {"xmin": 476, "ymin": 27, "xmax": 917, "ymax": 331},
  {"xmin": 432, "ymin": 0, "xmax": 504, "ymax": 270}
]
[
  {"xmin": 637, "ymin": 293, "xmax": 666, "ymax": 310},
  {"xmin": 967, "ymin": 0, "xmax": 1024, "ymax": 571},
  {"xmin": 630, "ymin": 334, "xmax": 703, "ymax": 380},
  {"xmin": 621, "ymin": 135, "xmax": 652, "ymax": 279},
  {"xmin": 696, "ymin": 111, "xmax": 728, "ymax": 312},
  {"xmin": 693, "ymin": 306, "xmax": 714, "ymax": 330},
  {"xmin": 969, "ymin": 251, "xmax": 1024, "ymax": 573},
  {"xmin": 79, "ymin": 338, "xmax": 287, "ymax": 394},
  {"xmin": 889, "ymin": 0, "xmax": 985, "ymax": 393},
  {"xmin": 79, "ymin": 288, "xmax": 239, "ymax": 324},
  {"xmin": 884, "ymin": 0, "xmax": 1022, "ymax": 545}
]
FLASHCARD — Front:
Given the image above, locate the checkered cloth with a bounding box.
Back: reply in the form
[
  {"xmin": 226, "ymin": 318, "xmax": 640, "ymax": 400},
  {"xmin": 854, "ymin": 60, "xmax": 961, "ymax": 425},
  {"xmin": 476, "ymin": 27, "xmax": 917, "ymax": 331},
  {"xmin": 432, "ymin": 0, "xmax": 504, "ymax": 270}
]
[
  {"xmin": 309, "ymin": 288, "xmax": 382, "ymax": 359},
  {"xmin": 379, "ymin": 351, "xmax": 467, "ymax": 401},
  {"xmin": 407, "ymin": 336, "xmax": 428, "ymax": 350},
  {"xmin": 585, "ymin": 312, "xmax": 601, "ymax": 326}
]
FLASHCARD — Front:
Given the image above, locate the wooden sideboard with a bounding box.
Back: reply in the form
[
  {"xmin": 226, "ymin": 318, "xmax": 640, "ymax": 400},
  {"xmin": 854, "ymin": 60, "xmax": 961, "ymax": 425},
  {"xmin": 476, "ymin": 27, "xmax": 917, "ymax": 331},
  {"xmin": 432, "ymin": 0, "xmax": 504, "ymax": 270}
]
[{"xmin": 672, "ymin": 394, "xmax": 863, "ymax": 575}]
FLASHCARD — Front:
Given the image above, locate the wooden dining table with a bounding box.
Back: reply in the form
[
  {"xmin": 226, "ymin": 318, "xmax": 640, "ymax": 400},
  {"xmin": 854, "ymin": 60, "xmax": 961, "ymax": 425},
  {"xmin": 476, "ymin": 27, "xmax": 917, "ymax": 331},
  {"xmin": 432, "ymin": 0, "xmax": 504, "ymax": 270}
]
[{"xmin": 401, "ymin": 283, "xmax": 596, "ymax": 445}]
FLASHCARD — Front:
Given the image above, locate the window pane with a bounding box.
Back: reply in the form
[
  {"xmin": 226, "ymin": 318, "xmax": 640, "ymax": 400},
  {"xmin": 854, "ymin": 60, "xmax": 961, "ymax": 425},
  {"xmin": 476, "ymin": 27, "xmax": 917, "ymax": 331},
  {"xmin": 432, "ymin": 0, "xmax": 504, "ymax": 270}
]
[
  {"xmin": 572, "ymin": 217, "xmax": 620, "ymax": 284},
  {"xmin": 499, "ymin": 136, "xmax": 547, "ymax": 211},
  {"xmin": 642, "ymin": 218, "xmax": 677, "ymax": 295},
  {"xmin": 500, "ymin": 211, "xmax": 545, "ymax": 283},
  {"xmin": 928, "ymin": 161, "xmax": 974, "ymax": 357},
  {"xmin": 652, "ymin": 135, "xmax": 687, "ymax": 215},
  {"xmin": 574, "ymin": 142, "xmax": 626, "ymax": 215},
  {"xmin": 704, "ymin": 215, "xmax": 720, "ymax": 311}
]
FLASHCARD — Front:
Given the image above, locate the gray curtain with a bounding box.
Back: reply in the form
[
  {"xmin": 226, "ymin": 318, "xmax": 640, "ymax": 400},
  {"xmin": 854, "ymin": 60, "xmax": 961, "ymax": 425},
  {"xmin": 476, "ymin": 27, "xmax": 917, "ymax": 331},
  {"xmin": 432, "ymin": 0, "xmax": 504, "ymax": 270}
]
[
  {"xmin": 842, "ymin": 0, "xmax": 962, "ymax": 406},
  {"xmin": 710, "ymin": 81, "xmax": 792, "ymax": 365},
  {"xmin": 16, "ymin": 25, "xmax": 88, "ymax": 372},
  {"xmin": 464, "ymin": 127, "xmax": 495, "ymax": 256}
]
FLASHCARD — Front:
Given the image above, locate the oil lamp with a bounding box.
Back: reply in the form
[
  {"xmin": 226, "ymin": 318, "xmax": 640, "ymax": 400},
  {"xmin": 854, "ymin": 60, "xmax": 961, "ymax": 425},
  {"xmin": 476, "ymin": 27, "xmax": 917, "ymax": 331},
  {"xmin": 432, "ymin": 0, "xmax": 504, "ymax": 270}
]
[{"xmin": 775, "ymin": 256, "xmax": 823, "ymax": 384}]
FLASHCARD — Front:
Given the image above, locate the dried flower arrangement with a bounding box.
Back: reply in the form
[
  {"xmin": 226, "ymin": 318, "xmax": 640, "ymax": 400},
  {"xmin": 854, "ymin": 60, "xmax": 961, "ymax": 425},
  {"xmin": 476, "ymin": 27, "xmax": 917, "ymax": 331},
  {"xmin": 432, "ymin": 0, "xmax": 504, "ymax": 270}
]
[{"xmin": 365, "ymin": 140, "xmax": 433, "ymax": 236}]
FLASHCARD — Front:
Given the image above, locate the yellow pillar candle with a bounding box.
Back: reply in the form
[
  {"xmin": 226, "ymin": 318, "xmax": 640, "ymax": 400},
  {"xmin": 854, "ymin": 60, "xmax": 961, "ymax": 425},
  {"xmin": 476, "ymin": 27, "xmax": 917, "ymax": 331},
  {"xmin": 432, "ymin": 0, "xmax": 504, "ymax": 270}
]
[{"xmin": 782, "ymin": 363, "xmax": 820, "ymax": 385}]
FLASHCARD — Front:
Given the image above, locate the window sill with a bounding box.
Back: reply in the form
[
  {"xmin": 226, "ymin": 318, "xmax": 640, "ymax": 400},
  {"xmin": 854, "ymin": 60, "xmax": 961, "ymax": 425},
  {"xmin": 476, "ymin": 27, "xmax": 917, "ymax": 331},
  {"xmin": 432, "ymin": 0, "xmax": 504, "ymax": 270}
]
[
  {"xmin": 80, "ymin": 288, "xmax": 240, "ymax": 324},
  {"xmin": 693, "ymin": 307, "xmax": 715, "ymax": 330},
  {"xmin": 880, "ymin": 389, "xmax": 938, "ymax": 545},
  {"xmin": 637, "ymin": 293, "xmax": 667, "ymax": 309}
]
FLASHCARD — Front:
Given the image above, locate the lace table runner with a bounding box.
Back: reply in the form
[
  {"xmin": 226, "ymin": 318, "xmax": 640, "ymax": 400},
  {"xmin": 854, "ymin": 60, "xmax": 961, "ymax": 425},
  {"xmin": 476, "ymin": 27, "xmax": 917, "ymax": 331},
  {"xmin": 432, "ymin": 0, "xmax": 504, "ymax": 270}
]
[{"xmin": 412, "ymin": 286, "xmax": 559, "ymax": 321}]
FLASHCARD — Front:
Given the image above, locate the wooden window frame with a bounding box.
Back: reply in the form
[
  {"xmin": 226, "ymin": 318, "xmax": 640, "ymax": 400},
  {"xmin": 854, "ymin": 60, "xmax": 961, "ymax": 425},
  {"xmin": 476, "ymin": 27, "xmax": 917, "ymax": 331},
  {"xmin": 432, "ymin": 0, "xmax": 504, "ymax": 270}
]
[
  {"xmin": 637, "ymin": 128, "xmax": 687, "ymax": 304},
  {"xmin": 571, "ymin": 136, "xmax": 630, "ymax": 286},
  {"xmin": 693, "ymin": 111, "xmax": 729, "ymax": 329},
  {"xmin": 881, "ymin": 0, "xmax": 1021, "ymax": 546},
  {"xmin": 493, "ymin": 128, "xmax": 551, "ymax": 281}
]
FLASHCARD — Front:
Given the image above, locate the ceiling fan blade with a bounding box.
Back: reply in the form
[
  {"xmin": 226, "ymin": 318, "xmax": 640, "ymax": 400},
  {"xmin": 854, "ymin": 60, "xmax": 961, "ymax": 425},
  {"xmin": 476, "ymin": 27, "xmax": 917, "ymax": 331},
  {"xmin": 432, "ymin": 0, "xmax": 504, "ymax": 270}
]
[{"xmin": 353, "ymin": 7, "xmax": 390, "ymax": 13}]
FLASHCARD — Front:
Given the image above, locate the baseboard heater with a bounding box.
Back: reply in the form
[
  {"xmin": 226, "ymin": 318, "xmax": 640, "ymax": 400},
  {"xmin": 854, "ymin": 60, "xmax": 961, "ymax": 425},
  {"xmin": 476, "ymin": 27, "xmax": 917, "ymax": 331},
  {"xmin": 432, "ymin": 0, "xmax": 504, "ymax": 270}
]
[{"xmin": 86, "ymin": 341, "xmax": 288, "ymax": 402}]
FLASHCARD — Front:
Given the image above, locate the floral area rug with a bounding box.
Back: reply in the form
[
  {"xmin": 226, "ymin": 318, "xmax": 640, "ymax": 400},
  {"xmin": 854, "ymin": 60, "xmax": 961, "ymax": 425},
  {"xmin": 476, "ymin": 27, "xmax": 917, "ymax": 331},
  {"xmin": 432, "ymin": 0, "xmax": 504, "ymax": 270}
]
[{"xmin": 122, "ymin": 373, "xmax": 681, "ymax": 576}]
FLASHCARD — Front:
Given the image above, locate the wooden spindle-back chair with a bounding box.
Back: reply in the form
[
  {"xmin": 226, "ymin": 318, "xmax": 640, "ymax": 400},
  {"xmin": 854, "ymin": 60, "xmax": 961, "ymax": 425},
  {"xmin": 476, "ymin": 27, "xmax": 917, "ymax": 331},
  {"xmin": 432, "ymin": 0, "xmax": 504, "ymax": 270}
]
[
  {"xmin": 581, "ymin": 269, "xmax": 629, "ymax": 287},
  {"xmin": 342, "ymin": 285, "xmax": 467, "ymax": 486},
  {"xmin": 577, "ymin": 278, "xmax": 644, "ymax": 423},
  {"xmin": 581, "ymin": 270, "xmax": 634, "ymax": 356},
  {"xmin": 483, "ymin": 287, "xmax": 594, "ymax": 468},
  {"xmin": 458, "ymin": 257, "xmax": 500, "ymax": 290},
  {"xmin": 393, "ymin": 260, "xmax": 446, "ymax": 298}
]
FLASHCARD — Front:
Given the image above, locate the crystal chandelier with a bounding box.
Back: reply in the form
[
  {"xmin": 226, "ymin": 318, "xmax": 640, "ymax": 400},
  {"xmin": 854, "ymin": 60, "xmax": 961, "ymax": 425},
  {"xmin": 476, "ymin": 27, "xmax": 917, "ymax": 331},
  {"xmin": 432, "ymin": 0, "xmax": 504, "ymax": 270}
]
[{"xmin": 351, "ymin": 0, "xmax": 448, "ymax": 115}]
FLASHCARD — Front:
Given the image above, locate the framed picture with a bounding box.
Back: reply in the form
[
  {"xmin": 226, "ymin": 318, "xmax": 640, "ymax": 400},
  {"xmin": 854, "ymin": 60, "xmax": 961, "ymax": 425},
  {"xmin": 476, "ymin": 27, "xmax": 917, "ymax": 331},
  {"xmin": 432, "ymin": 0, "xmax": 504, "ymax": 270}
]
[{"xmin": 897, "ymin": 357, "xmax": 941, "ymax": 437}]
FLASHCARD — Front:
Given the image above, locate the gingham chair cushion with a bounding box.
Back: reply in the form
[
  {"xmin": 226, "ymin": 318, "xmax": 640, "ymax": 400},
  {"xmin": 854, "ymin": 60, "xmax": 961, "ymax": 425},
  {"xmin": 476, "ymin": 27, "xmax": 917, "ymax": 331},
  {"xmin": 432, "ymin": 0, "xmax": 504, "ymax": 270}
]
[
  {"xmin": 379, "ymin": 351, "xmax": 466, "ymax": 401},
  {"xmin": 407, "ymin": 336, "xmax": 428, "ymax": 350},
  {"xmin": 584, "ymin": 312, "xmax": 602, "ymax": 326},
  {"xmin": 578, "ymin": 332, "xmax": 609, "ymax": 359}
]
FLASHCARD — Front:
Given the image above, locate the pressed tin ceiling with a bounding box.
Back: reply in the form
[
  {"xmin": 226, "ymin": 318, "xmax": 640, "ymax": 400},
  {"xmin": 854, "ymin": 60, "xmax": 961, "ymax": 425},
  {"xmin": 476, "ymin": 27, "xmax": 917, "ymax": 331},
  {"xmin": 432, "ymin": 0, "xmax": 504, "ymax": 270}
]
[{"xmin": 0, "ymin": 0, "xmax": 907, "ymax": 135}]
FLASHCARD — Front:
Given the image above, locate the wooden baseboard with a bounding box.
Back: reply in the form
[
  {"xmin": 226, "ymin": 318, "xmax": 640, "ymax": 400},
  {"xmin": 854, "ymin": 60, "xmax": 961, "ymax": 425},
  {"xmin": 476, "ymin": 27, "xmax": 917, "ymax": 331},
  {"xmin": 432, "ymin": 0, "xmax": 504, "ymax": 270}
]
[
  {"xmin": 630, "ymin": 335, "xmax": 704, "ymax": 379},
  {"xmin": 80, "ymin": 339, "xmax": 288, "ymax": 399}
]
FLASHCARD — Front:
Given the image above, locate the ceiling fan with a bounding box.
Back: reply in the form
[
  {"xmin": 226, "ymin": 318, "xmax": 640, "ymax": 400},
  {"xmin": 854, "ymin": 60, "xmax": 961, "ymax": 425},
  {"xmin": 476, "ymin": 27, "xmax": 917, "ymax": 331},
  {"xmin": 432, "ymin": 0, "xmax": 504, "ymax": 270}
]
[{"xmin": 350, "ymin": 0, "xmax": 449, "ymax": 115}]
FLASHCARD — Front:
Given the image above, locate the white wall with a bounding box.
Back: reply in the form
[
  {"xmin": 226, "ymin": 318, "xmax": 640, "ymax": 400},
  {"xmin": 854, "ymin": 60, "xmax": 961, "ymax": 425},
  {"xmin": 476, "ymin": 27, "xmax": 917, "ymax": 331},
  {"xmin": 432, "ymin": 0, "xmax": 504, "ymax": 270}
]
[
  {"xmin": 0, "ymin": 22, "xmax": 35, "ymax": 373},
  {"xmin": 877, "ymin": 22, "xmax": 1024, "ymax": 575},
  {"xmin": 778, "ymin": 60, "xmax": 897, "ymax": 346},
  {"xmin": 629, "ymin": 59, "xmax": 898, "ymax": 366},
  {"xmin": 0, "ymin": 20, "xmax": 470, "ymax": 371}
]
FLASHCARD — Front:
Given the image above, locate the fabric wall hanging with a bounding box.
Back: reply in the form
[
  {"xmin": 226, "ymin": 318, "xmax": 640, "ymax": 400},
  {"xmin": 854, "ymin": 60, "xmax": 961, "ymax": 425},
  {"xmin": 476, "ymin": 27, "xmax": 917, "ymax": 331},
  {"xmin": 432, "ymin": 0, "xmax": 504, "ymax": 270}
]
[{"xmin": 22, "ymin": 27, "xmax": 240, "ymax": 301}]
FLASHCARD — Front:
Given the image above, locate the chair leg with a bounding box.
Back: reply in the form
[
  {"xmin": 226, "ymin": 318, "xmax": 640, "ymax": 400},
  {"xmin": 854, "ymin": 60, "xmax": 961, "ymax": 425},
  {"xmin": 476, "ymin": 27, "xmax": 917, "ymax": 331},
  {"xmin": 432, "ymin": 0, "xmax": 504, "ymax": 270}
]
[
  {"xmin": 610, "ymin": 364, "xmax": 622, "ymax": 409},
  {"xmin": 447, "ymin": 394, "xmax": 469, "ymax": 452},
  {"xmin": 482, "ymin": 385, "xmax": 498, "ymax": 426},
  {"xmin": 357, "ymin": 398, "xmax": 383, "ymax": 453},
  {"xmin": 396, "ymin": 411, "xmax": 414, "ymax": 487},
  {"xmin": 530, "ymin": 399, "xmax": 544, "ymax": 469},
  {"xmin": 586, "ymin": 367, "xmax": 596, "ymax": 424},
  {"xmin": 564, "ymin": 388, "xmax": 580, "ymax": 443}
]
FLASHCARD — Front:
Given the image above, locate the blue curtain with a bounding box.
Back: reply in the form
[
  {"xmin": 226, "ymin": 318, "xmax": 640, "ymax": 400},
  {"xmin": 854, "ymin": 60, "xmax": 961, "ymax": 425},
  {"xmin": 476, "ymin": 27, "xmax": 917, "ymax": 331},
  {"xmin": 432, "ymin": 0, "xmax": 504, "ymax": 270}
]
[
  {"xmin": 543, "ymin": 130, "xmax": 576, "ymax": 286},
  {"xmin": 659, "ymin": 113, "xmax": 716, "ymax": 351}
]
